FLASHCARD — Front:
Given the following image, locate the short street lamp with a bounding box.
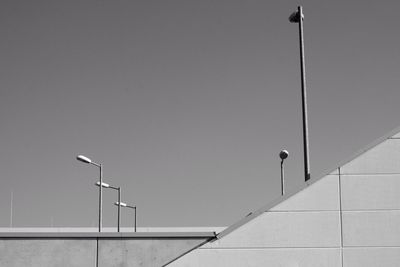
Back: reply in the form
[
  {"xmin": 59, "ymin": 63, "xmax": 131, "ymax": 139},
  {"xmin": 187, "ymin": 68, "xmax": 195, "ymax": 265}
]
[
  {"xmin": 115, "ymin": 202, "xmax": 137, "ymax": 232},
  {"xmin": 95, "ymin": 182, "xmax": 122, "ymax": 232},
  {"xmin": 77, "ymin": 155, "xmax": 103, "ymax": 232},
  {"xmin": 279, "ymin": 150, "xmax": 289, "ymax": 195}
]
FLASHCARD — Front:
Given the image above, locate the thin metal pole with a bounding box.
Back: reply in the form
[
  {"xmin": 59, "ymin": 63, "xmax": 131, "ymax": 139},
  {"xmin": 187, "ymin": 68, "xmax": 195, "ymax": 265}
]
[
  {"xmin": 117, "ymin": 187, "xmax": 121, "ymax": 232},
  {"xmin": 96, "ymin": 239, "xmax": 99, "ymax": 267},
  {"xmin": 298, "ymin": 6, "xmax": 311, "ymax": 182},
  {"xmin": 10, "ymin": 191, "xmax": 13, "ymax": 228},
  {"xmin": 99, "ymin": 164, "xmax": 103, "ymax": 232},
  {"xmin": 134, "ymin": 207, "xmax": 137, "ymax": 233},
  {"xmin": 280, "ymin": 160, "xmax": 285, "ymax": 195}
]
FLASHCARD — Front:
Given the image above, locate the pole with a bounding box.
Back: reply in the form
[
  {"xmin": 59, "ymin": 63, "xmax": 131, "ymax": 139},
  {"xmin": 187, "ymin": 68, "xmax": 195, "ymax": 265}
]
[
  {"xmin": 117, "ymin": 187, "xmax": 121, "ymax": 232},
  {"xmin": 134, "ymin": 207, "xmax": 137, "ymax": 233},
  {"xmin": 10, "ymin": 191, "xmax": 13, "ymax": 228},
  {"xmin": 280, "ymin": 160, "xmax": 285, "ymax": 195},
  {"xmin": 297, "ymin": 6, "xmax": 311, "ymax": 182},
  {"xmin": 99, "ymin": 164, "xmax": 103, "ymax": 232}
]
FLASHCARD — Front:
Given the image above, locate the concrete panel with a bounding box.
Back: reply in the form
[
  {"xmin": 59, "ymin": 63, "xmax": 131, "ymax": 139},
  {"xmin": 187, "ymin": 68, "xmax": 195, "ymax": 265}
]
[
  {"xmin": 170, "ymin": 248, "xmax": 341, "ymax": 267},
  {"xmin": 341, "ymin": 174, "xmax": 400, "ymax": 210},
  {"xmin": 343, "ymin": 211, "xmax": 400, "ymax": 246},
  {"xmin": 0, "ymin": 239, "xmax": 95, "ymax": 267},
  {"xmin": 99, "ymin": 238, "xmax": 209, "ymax": 267},
  {"xmin": 208, "ymin": 211, "xmax": 340, "ymax": 248},
  {"xmin": 341, "ymin": 139, "xmax": 400, "ymax": 174},
  {"xmin": 390, "ymin": 132, "xmax": 400, "ymax": 138},
  {"xmin": 343, "ymin": 247, "xmax": 400, "ymax": 267},
  {"xmin": 271, "ymin": 175, "xmax": 339, "ymax": 211}
]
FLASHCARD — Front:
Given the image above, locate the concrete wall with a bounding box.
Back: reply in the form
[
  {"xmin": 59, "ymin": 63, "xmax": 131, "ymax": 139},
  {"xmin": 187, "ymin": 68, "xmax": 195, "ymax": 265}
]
[
  {"xmin": 171, "ymin": 174, "xmax": 342, "ymax": 267},
  {"xmin": 0, "ymin": 233, "xmax": 213, "ymax": 267},
  {"xmin": 0, "ymin": 239, "xmax": 95, "ymax": 267},
  {"xmin": 99, "ymin": 238, "xmax": 210, "ymax": 267},
  {"xmin": 340, "ymin": 135, "xmax": 400, "ymax": 267},
  {"xmin": 170, "ymin": 134, "xmax": 400, "ymax": 266}
]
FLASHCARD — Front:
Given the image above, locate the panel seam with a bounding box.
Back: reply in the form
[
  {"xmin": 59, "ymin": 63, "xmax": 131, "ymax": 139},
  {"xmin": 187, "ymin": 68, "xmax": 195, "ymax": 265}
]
[
  {"xmin": 199, "ymin": 246, "xmax": 342, "ymax": 250},
  {"xmin": 338, "ymin": 167, "xmax": 344, "ymax": 267}
]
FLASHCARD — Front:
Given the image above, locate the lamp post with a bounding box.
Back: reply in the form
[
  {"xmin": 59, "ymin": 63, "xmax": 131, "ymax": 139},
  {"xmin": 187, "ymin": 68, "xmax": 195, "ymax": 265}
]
[
  {"xmin": 95, "ymin": 182, "xmax": 122, "ymax": 232},
  {"xmin": 289, "ymin": 6, "xmax": 311, "ymax": 182},
  {"xmin": 279, "ymin": 150, "xmax": 289, "ymax": 195},
  {"xmin": 115, "ymin": 202, "xmax": 137, "ymax": 232},
  {"xmin": 77, "ymin": 155, "xmax": 103, "ymax": 232}
]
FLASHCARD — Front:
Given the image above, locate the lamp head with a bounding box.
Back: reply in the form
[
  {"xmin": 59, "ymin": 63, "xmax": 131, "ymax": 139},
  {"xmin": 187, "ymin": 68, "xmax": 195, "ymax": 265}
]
[
  {"xmin": 289, "ymin": 7, "xmax": 304, "ymax": 23},
  {"xmin": 115, "ymin": 202, "xmax": 127, "ymax": 207},
  {"xmin": 289, "ymin": 11, "xmax": 300, "ymax": 23},
  {"xmin": 77, "ymin": 155, "xmax": 92, "ymax": 164},
  {"xmin": 279, "ymin": 150, "xmax": 289, "ymax": 160},
  {"xmin": 95, "ymin": 182, "xmax": 110, "ymax": 188}
]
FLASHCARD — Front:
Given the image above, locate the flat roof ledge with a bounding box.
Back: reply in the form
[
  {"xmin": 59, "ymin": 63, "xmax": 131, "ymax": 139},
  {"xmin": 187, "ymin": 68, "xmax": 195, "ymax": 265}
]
[{"xmin": 0, "ymin": 232, "xmax": 216, "ymax": 239}]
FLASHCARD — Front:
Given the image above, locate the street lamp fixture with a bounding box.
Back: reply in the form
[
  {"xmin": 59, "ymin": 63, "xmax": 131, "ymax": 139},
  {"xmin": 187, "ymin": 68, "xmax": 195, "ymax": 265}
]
[
  {"xmin": 95, "ymin": 182, "xmax": 110, "ymax": 188},
  {"xmin": 95, "ymin": 181, "xmax": 122, "ymax": 232},
  {"xmin": 76, "ymin": 154, "xmax": 103, "ymax": 232},
  {"xmin": 115, "ymin": 201, "xmax": 137, "ymax": 232},
  {"xmin": 279, "ymin": 150, "xmax": 289, "ymax": 195},
  {"xmin": 76, "ymin": 155, "xmax": 93, "ymax": 165}
]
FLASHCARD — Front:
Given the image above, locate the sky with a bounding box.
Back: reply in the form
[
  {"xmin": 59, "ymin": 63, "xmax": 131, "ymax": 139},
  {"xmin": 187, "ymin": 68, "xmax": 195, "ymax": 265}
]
[{"xmin": 1, "ymin": 0, "xmax": 400, "ymax": 228}]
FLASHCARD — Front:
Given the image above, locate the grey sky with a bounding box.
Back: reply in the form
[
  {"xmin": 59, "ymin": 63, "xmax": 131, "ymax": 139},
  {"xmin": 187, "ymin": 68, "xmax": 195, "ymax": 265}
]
[{"xmin": 1, "ymin": 0, "xmax": 400, "ymax": 227}]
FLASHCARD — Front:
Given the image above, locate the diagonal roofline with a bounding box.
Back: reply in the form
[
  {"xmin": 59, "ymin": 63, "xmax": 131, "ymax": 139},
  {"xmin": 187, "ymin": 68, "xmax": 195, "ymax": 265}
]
[{"xmin": 216, "ymin": 124, "xmax": 400, "ymax": 240}]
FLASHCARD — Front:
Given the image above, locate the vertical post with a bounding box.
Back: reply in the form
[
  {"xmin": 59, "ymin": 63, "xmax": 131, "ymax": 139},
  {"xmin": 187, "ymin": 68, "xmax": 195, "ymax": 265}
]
[
  {"xmin": 297, "ymin": 6, "xmax": 311, "ymax": 182},
  {"xmin": 117, "ymin": 187, "xmax": 121, "ymax": 232},
  {"xmin": 134, "ymin": 207, "xmax": 137, "ymax": 233},
  {"xmin": 99, "ymin": 164, "xmax": 103, "ymax": 232},
  {"xmin": 10, "ymin": 191, "xmax": 13, "ymax": 228},
  {"xmin": 280, "ymin": 160, "xmax": 285, "ymax": 195}
]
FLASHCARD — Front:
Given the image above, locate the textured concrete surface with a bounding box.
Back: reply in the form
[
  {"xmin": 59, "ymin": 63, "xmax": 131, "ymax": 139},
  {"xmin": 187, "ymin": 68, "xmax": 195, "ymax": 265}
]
[
  {"xmin": 0, "ymin": 239, "xmax": 96, "ymax": 267},
  {"xmin": 208, "ymin": 211, "xmax": 341, "ymax": 248},
  {"xmin": 343, "ymin": 247, "xmax": 400, "ymax": 267},
  {"xmin": 99, "ymin": 238, "xmax": 210, "ymax": 267},
  {"xmin": 342, "ymin": 210, "xmax": 400, "ymax": 246},
  {"xmin": 0, "ymin": 235, "xmax": 212, "ymax": 267},
  {"xmin": 390, "ymin": 132, "xmax": 400, "ymax": 138},
  {"xmin": 172, "ymin": 248, "xmax": 341, "ymax": 267},
  {"xmin": 341, "ymin": 138, "xmax": 400, "ymax": 174},
  {"xmin": 338, "ymin": 135, "xmax": 400, "ymax": 265},
  {"xmin": 341, "ymin": 174, "xmax": 400, "ymax": 210},
  {"xmin": 271, "ymin": 175, "xmax": 339, "ymax": 211}
]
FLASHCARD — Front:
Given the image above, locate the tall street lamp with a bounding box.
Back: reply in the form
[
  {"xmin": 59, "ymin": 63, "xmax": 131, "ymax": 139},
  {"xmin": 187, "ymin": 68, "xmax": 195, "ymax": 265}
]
[
  {"xmin": 115, "ymin": 201, "xmax": 137, "ymax": 232},
  {"xmin": 77, "ymin": 155, "xmax": 103, "ymax": 232},
  {"xmin": 95, "ymin": 182, "xmax": 122, "ymax": 232},
  {"xmin": 289, "ymin": 6, "xmax": 311, "ymax": 182}
]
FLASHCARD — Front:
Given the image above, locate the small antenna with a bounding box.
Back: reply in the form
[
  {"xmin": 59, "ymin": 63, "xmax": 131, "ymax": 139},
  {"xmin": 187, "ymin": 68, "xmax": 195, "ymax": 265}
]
[{"xmin": 279, "ymin": 150, "xmax": 289, "ymax": 195}]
